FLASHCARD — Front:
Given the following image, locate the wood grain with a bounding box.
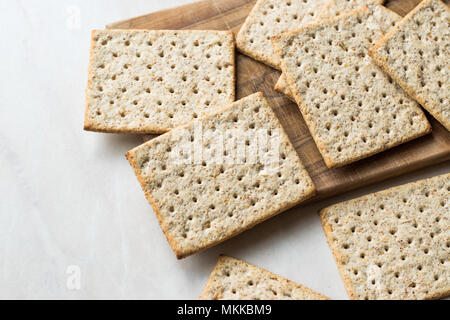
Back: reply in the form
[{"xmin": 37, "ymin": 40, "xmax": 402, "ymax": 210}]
[{"xmin": 108, "ymin": 0, "xmax": 450, "ymax": 201}]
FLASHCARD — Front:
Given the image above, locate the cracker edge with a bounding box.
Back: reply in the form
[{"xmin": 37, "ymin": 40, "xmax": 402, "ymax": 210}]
[
  {"xmin": 272, "ymin": 8, "xmax": 432, "ymax": 168},
  {"xmin": 126, "ymin": 92, "xmax": 317, "ymax": 259},
  {"xmin": 199, "ymin": 255, "xmax": 330, "ymax": 300},
  {"xmin": 318, "ymin": 172, "xmax": 450, "ymax": 300},
  {"xmin": 369, "ymin": 0, "xmax": 450, "ymax": 131},
  {"xmin": 84, "ymin": 29, "xmax": 236, "ymax": 134}
]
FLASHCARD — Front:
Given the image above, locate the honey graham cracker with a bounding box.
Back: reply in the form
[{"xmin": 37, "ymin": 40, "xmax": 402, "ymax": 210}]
[
  {"xmin": 276, "ymin": 4, "xmax": 400, "ymax": 100},
  {"xmin": 201, "ymin": 256, "xmax": 330, "ymax": 300},
  {"xmin": 272, "ymin": 7, "xmax": 431, "ymax": 168},
  {"xmin": 319, "ymin": 173, "xmax": 450, "ymax": 300},
  {"xmin": 84, "ymin": 30, "xmax": 235, "ymax": 134},
  {"xmin": 126, "ymin": 93, "xmax": 316, "ymax": 259},
  {"xmin": 370, "ymin": 0, "xmax": 450, "ymax": 131}
]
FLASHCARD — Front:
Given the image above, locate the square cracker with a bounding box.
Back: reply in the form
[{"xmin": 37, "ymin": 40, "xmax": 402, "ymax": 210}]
[
  {"xmin": 84, "ymin": 30, "xmax": 235, "ymax": 134},
  {"xmin": 236, "ymin": 0, "xmax": 328, "ymax": 69},
  {"xmin": 319, "ymin": 173, "xmax": 450, "ymax": 300},
  {"xmin": 272, "ymin": 7, "xmax": 431, "ymax": 168},
  {"xmin": 126, "ymin": 93, "xmax": 316, "ymax": 259},
  {"xmin": 200, "ymin": 256, "xmax": 329, "ymax": 300},
  {"xmin": 370, "ymin": 0, "xmax": 450, "ymax": 131},
  {"xmin": 276, "ymin": 4, "xmax": 399, "ymax": 100}
]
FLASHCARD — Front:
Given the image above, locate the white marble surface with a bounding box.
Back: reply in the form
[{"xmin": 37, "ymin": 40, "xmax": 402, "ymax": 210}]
[{"xmin": 0, "ymin": 0, "xmax": 448, "ymax": 299}]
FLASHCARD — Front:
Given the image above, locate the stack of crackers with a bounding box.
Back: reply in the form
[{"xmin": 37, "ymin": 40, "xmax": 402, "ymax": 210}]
[{"xmin": 84, "ymin": 0, "xmax": 449, "ymax": 300}]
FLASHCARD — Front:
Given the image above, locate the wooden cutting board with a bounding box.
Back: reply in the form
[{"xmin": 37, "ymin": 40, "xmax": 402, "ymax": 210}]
[{"xmin": 108, "ymin": 0, "xmax": 450, "ymax": 202}]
